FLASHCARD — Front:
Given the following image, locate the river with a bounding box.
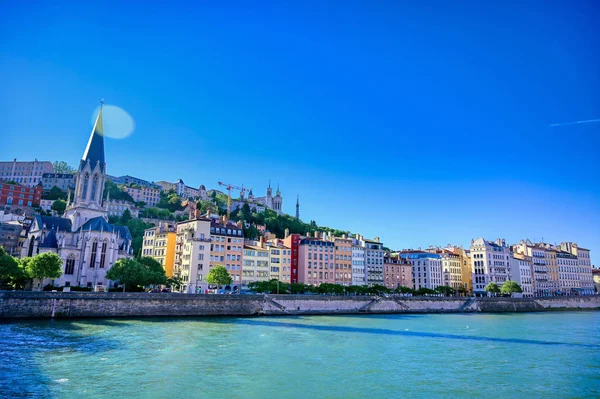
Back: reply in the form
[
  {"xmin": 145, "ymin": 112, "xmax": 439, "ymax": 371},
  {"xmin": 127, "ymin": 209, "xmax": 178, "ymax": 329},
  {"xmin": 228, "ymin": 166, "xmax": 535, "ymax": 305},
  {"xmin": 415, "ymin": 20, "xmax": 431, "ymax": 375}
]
[{"xmin": 1, "ymin": 312, "xmax": 599, "ymax": 398}]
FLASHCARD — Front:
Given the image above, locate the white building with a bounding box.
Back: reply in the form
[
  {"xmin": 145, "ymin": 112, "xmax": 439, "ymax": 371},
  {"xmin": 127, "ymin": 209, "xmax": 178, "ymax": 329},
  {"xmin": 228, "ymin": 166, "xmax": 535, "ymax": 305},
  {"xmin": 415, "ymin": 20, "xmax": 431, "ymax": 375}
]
[
  {"xmin": 355, "ymin": 235, "xmax": 384, "ymax": 286},
  {"xmin": 21, "ymin": 106, "xmax": 133, "ymax": 290},
  {"xmin": 398, "ymin": 251, "xmax": 443, "ymax": 290},
  {"xmin": 248, "ymin": 182, "xmax": 283, "ymax": 215},
  {"xmin": 510, "ymin": 254, "xmax": 534, "ymax": 297},
  {"xmin": 470, "ymin": 238, "xmax": 510, "ymax": 296},
  {"xmin": 174, "ymin": 217, "xmax": 212, "ymax": 293},
  {"xmin": 0, "ymin": 158, "xmax": 53, "ymax": 187},
  {"xmin": 106, "ymin": 199, "xmax": 139, "ymax": 218},
  {"xmin": 351, "ymin": 241, "xmax": 366, "ymax": 285},
  {"xmin": 560, "ymin": 242, "xmax": 594, "ymax": 295}
]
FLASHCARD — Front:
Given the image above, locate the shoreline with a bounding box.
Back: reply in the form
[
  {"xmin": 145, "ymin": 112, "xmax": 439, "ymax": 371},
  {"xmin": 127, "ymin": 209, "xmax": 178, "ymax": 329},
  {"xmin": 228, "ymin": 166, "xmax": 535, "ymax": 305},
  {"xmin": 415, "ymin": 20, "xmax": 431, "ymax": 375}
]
[{"xmin": 1, "ymin": 291, "xmax": 599, "ymax": 319}]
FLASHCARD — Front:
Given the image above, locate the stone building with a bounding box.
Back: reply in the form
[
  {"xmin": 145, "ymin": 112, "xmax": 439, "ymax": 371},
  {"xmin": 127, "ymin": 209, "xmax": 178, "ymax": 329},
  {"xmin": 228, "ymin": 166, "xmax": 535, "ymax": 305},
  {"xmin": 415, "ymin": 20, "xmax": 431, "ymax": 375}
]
[
  {"xmin": 471, "ymin": 238, "xmax": 510, "ymax": 296},
  {"xmin": 0, "ymin": 158, "xmax": 53, "ymax": 187}
]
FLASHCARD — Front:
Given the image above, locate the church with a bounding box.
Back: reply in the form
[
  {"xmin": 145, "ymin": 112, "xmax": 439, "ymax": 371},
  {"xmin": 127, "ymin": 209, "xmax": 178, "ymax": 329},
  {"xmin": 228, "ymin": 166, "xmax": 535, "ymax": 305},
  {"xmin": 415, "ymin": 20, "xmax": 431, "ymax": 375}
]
[{"xmin": 21, "ymin": 105, "xmax": 133, "ymax": 290}]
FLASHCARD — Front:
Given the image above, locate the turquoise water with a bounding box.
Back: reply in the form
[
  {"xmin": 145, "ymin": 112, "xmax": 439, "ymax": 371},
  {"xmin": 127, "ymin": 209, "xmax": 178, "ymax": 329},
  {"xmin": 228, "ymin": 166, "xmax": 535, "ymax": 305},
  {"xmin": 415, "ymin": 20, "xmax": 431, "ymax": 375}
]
[{"xmin": 1, "ymin": 312, "xmax": 599, "ymax": 398}]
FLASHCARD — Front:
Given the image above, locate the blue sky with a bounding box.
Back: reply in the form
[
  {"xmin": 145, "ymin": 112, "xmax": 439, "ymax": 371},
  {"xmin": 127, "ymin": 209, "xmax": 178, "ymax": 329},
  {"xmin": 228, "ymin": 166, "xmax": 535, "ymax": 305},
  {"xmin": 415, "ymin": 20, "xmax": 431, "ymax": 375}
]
[{"xmin": 1, "ymin": 1, "xmax": 599, "ymax": 262}]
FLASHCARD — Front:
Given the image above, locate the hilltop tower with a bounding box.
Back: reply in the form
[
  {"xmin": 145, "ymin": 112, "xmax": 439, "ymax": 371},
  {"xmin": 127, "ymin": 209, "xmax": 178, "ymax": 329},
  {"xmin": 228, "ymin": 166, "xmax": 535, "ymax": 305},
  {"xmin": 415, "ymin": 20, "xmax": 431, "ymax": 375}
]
[{"xmin": 295, "ymin": 194, "xmax": 300, "ymax": 220}]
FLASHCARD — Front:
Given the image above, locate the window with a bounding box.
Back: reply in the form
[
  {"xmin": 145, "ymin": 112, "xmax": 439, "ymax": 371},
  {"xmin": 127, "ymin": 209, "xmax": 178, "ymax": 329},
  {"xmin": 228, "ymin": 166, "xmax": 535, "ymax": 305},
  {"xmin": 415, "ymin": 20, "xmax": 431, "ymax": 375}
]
[
  {"xmin": 99, "ymin": 241, "xmax": 107, "ymax": 268},
  {"xmin": 89, "ymin": 240, "xmax": 98, "ymax": 267},
  {"xmin": 65, "ymin": 256, "xmax": 76, "ymax": 275}
]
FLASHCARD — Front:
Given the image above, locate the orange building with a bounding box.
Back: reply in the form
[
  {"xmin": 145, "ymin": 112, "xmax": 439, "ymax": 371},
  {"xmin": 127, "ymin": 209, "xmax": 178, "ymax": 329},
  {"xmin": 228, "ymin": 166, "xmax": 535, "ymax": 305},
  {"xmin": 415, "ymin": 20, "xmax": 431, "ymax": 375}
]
[{"xmin": 333, "ymin": 236, "xmax": 353, "ymax": 286}]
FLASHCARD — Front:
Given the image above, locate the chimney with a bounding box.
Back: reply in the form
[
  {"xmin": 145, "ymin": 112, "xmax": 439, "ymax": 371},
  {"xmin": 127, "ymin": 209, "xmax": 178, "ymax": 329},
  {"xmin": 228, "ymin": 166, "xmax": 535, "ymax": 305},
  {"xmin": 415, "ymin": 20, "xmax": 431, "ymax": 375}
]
[
  {"xmin": 374, "ymin": 237, "xmax": 380, "ymax": 243},
  {"xmin": 194, "ymin": 209, "xmax": 202, "ymax": 219},
  {"xmin": 342, "ymin": 234, "xmax": 347, "ymax": 239},
  {"xmin": 284, "ymin": 228, "xmax": 289, "ymax": 239},
  {"xmin": 355, "ymin": 233, "xmax": 360, "ymax": 240},
  {"xmin": 259, "ymin": 236, "xmax": 265, "ymax": 247},
  {"xmin": 306, "ymin": 232, "xmax": 311, "ymax": 238}
]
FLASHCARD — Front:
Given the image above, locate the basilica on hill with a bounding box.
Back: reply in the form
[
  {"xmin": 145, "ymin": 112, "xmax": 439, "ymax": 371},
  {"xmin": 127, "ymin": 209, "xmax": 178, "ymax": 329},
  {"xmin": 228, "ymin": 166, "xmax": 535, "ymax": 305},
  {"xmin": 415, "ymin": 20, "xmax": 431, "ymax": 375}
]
[{"xmin": 21, "ymin": 105, "xmax": 133, "ymax": 290}]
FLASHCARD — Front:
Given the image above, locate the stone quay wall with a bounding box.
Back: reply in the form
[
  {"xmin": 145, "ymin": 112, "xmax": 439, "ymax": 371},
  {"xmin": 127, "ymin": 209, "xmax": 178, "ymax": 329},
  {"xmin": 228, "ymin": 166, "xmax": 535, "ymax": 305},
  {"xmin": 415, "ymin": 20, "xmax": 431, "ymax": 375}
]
[{"xmin": 1, "ymin": 291, "xmax": 599, "ymax": 319}]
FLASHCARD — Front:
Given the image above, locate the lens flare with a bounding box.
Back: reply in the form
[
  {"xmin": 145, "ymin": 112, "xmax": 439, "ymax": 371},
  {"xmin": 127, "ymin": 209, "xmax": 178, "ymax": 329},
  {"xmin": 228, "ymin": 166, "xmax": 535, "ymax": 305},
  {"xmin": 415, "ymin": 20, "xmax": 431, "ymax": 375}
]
[{"xmin": 91, "ymin": 104, "xmax": 135, "ymax": 139}]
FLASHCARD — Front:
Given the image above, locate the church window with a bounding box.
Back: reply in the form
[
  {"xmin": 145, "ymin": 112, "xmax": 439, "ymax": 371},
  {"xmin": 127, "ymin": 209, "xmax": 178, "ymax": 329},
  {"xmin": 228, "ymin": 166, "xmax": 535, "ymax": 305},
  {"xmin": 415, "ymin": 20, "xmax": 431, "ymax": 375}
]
[
  {"xmin": 90, "ymin": 240, "xmax": 98, "ymax": 268},
  {"xmin": 65, "ymin": 256, "xmax": 76, "ymax": 275},
  {"xmin": 82, "ymin": 173, "xmax": 89, "ymax": 200},
  {"xmin": 99, "ymin": 240, "xmax": 107, "ymax": 268},
  {"xmin": 91, "ymin": 174, "xmax": 98, "ymax": 201}
]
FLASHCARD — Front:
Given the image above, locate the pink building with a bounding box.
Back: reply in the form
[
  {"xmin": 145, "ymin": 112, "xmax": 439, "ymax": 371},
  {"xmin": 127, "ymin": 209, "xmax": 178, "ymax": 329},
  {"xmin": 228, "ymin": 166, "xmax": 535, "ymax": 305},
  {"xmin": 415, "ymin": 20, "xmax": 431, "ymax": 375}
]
[{"xmin": 298, "ymin": 237, "xmax": 335, "ymax": 285}]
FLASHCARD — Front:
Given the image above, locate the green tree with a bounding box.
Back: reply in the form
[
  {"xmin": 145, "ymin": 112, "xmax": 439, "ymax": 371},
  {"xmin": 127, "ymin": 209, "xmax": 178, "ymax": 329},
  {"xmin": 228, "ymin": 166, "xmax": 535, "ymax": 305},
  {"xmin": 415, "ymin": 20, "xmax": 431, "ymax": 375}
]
[
  {"xmin": 415, "ymin": 287, "xmax": 437, "ymax": 296},
  {"xmin": 394, "ymin": 285, "xmax": 415, "ymax": 295},
  {"xmin": 43, "ymin": 186, "xmax": 68, "ymax": 201},
  {"xmin": 120, "ymin": 208, "xmax": 133, "ymax": 224},
  {"xmin": 435, "ymin": 285, "xmax": 455, "ymax": 296},
  {"xmin": 500, "ymin": 280, "xmax": 523, "ymax": 296},
  {"xmin": 51, "ymin": 199, "xmax": 67, "ymax": 215},
  {"xmin": 52, "ymin": 161, "xmax": 75, "ymax": 174},
  {"xmin": 0, "ymin": 246, "xmax": 27, "ymax": 289},
  {"xmin": 484, "ymin": 282, "xmax": 501, "ymax": 296},
  {"xmin": 206, "ymin": 265, "xmax": 233, "ymax": 288},
  {"xmin": 137, "ymin": 256, "xmax": 167, "ymax": 286},
  {"xmin": 103, "ymin": 180, "xmax": 135, "ymax": 202},
  {"xmin": 106, "ymin": 258, "xmax": 146, "ymax": 292},
  {"xmin": 166, "ymin": 276, "xmax": 184, "ymax": 291},
  {"xmin": 26, "ymin": 253, "xmax": 62, "ymax": 289}
]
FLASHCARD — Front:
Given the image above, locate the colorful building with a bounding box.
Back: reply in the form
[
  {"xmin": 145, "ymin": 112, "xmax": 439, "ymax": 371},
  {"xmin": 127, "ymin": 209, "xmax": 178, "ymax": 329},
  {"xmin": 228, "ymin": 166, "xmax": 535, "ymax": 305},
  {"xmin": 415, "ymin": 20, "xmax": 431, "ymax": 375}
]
[
  {"xmin": 283, "ymin": 233, "xmax": 301, "ymax": 284},
  {"xmin": 298, "ymin": 236, "xmax": 335, "ymax": 285},
  {"xmin": 383, "ymin": 254, "xmax": 413, "ymax": 290},
  {"xmin": 209, "ymin": 217, "xmax": 244, "ymax": 287},
  {"xmin": 142, "ymin": 223, "xmax": 177, "ymax": 277},
  {"xmin": 333, "ymin": 236, "xmax": 353, "ymax": 286},
  {"xmin": 0, "ymin": 180, "xmax": 43, "ymax": 208}
]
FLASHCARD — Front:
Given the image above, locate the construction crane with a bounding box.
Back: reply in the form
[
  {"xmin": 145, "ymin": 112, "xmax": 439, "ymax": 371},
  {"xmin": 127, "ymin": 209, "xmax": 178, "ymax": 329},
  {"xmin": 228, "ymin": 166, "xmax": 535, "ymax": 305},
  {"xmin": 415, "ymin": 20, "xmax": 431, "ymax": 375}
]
[{"xmin": 217, "ymin": 181, "xmax": 247, "ymax": 221}]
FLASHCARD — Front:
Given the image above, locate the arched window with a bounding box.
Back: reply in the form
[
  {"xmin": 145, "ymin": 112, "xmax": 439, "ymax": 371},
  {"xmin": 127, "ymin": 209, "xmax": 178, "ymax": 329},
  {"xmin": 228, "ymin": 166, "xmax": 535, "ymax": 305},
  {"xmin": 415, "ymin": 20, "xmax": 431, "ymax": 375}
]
[
  {"xmin": 82, "ymin": 173, "xmax": 90, "ymax": 200},
  {"xmin": 89, "ymin": 239, "xmax": 98, "ymax": 268},
  {"xmin": 27, "ymin": 238, "xmax": 34, "ymax": 257},
  {"xmin": 91, "ymin": 174, "xmax": 98, "ymax": 202},
  {"xmin": 65, "ymin": 255, "xmax": 76, "ymax": 275},
  {"xmin": 99, "ymin": 239, "xmax": 108, "ymax": 268}
]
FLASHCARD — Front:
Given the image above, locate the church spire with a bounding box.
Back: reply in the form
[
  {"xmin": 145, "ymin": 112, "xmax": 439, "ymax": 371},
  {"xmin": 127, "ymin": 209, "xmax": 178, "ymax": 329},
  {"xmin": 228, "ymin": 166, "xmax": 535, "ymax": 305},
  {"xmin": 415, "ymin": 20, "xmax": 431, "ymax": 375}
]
[{"xmin": 81, "ymin": 101, "xmax": 106, "ymax": 172}]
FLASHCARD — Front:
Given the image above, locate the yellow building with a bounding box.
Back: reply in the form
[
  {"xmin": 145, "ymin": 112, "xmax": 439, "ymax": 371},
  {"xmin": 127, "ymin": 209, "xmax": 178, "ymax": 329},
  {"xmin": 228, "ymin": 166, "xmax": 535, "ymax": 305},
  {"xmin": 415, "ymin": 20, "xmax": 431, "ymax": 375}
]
[{"xmin": 142, "ymin": 223, "xmax": 177, "ymax": 277}]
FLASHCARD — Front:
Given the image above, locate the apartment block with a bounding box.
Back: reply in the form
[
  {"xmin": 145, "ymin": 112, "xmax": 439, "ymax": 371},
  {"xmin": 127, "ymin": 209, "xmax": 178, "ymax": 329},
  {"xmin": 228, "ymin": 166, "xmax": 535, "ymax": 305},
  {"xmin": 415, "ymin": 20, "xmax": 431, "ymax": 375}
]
[
  {"xmin": 383, "ymin": 254, "xmax": 413, "ymax": 290},
  {"xmin": 398, "ymin": 250, "xmax": 443, "ymax": 290},
  {"xmin": 0, "ymin": 159, "xmax": 53, "ymax": 187},
  {"xmin": 333, "ymin": 236, "xmax": 353, "ymax": 286},
  {"xmin": 41, "ymin": 173, "xmax": 76, "ymax": 192},
  {"xmin": 209, "ymin": 218, "xmax": 244, "ymax": 287},
  {"xmin": 298, "ymin": 237, "xmax": 335, "ymax": 285},
  {"xmin": 124, "ymin": 185, "xmax": 161, "ymax": 207},
  {"xmin": 471, "ymin": 238, "xmax": 510, "ymax": 295},
  {"xmin": 142, "ymin": 223, "xmax": 176, "ymax": 277},
  {"xmin": 0, "ymin": 181, "xmax": 43, "ymax": 208},
  {"xmin": 174, "ymin": 217, "xmax": 211, "ymax": 293}
]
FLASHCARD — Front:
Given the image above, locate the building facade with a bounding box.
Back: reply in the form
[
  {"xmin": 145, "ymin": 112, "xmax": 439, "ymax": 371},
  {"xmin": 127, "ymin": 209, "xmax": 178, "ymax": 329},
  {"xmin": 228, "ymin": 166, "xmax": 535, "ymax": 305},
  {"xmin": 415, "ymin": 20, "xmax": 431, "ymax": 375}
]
[
  {"xmin": 351, "ymin": 240, "xmax": 366, "ymax": 286},
  {"xmin": 242, "ymin": 243, "xmax": 270, "ymax": 286},
  {"xmin": 398, "ymin": 251, "xmax": 443, "ymax": 290},
  {"xmin": 471, "ymin": 238, "xmax": 510, "ymax": 295},
  {"xmin": 283, "ymin": 233, "xmax": 301, "ymax": 284},
  {"xmin": 0, "ymin": 159, "xmax": 53, "ymax": 187},
  {"xmin": 383, "ymin": 255, "xmax": 413, "ymax": 290},
  {"xmin": 510, "ymin": 254, "xmax": 534, "ymax": 297},
  {"xmin": 107, "ymin": 175, "xmax": 160, "ymax": 189},
  {"xmin": 209, "ymin": 218, "xmax": 244, "ymax": 287},
  {"xmin": 124, "ymin": 185, "xmax": 161, "ymax": 207},
  {"xmin": 298, "ymin": 237, "xmax": 335, "ymax": 285},
  {"xmin": 359, "ymin": 236, "xmax": 384, "ymax": 286},
  {"xmin": 41, "ymin": 173, "xmax": 76, "ymax": 192},
  {"xmin": 174, "ymin": 217, "xmax": 211, "ymax": 293},
  {"xmin": 0, "ymin": 181, "xmax": 43, "ymax": 208},
  {"xmin": 106, "ymin": 199, "xmax": 139, "ymax": 218},
  {"xmin": 333, "ymin": 236, "xmax": 352, "ymax": 286},
  {"xmin": 142, "ymin": 223, "xmax": 176, "ymax": 277}
]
